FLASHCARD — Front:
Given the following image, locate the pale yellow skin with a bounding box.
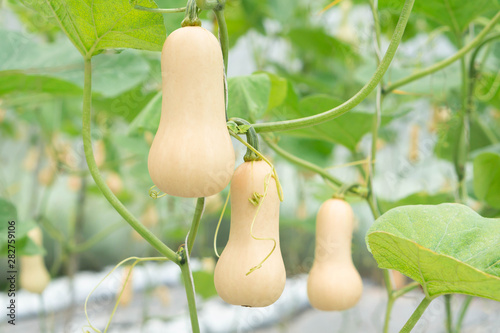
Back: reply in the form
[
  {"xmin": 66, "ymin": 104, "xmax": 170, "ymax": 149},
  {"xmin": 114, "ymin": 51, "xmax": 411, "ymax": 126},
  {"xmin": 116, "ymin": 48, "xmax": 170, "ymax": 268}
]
[
  {"xmin": 20, "ymin": 227, "xmax": 51, "ymax": 294},
  {"xmin": 214, "ymin": 161, "xmax": 286, "ymax": 307},
  {"xmin": 148, "ymin": 26, "xmax": 235, "ymax": 198},
  {"xmin": 307, "ymin": 199, "xmax": 363, "ymax": 311}
]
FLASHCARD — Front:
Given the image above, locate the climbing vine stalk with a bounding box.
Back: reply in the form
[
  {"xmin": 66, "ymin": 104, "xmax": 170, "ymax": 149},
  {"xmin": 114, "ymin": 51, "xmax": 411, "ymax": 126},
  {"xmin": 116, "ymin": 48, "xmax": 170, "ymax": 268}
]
[
  {"xmin": 385, "ymin": 12, "xmax": 500, "ymax": 93},
  {"xmin": 81, "ymin": 57, "xmax": 180, "ymax": 264},
  {"xmin": 251, "ymin": 0, "xmax": 416, "ymax": 133}
]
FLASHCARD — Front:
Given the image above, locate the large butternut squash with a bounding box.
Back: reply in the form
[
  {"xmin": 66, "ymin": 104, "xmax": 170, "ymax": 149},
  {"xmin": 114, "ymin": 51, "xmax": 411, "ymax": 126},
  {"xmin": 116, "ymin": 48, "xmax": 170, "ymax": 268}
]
[
  {"xmin": 214, "ymin": 161, "xmax": 285, "ymax": 307},
  {"xmin": 307, "ymin": 199, "xmax": 363, "ymax": 311},
  {"xmin": 20, "ymin": 227, "xmax": 51, "ymax": 294},
  {"xmin": 148, "ymin": 27, "xmax": 235, "ymax": 198}
]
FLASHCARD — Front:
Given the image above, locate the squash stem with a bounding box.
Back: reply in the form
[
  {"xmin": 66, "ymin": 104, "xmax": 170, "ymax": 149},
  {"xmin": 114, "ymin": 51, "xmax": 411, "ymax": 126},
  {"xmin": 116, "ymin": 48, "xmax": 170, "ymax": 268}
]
[
  {"xmin": 400, "ymin": 297, "xmax": 432, "ymax": 333},
  {"xmin": 181, "ymin": 0, "xmax": 201, "ymax": 27},
  {"xmin": 231, "ymin": 118, "xmax": 262, "ymax": 161},
  {"xmin": 187, "ymin": 197, "xmax": 206, "ymax": 254},
  {"xmin": 180, "ymin": 250, "xmax": 201, "ymax": 333},
  {"xmin": 81, "ymin": 57, "xmax": 180, "ymax": 264}
]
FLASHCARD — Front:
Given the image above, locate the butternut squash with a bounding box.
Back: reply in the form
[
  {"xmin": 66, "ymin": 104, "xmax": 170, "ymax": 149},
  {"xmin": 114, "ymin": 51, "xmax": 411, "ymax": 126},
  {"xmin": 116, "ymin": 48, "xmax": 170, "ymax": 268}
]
[
  {"xmin": 307, "ymin": 199, "xmax": 363, "ymax": 311},
  {"xmin": 148, "ymin": 26, "xmax": 235, "ymax": 198},
  {"xmin": 214, "ymin": 161, "xmax": 285, "ymax": 307},
  {"xmin": 20, "ymin": 227, "xmax": 51, "ymax": 294}
]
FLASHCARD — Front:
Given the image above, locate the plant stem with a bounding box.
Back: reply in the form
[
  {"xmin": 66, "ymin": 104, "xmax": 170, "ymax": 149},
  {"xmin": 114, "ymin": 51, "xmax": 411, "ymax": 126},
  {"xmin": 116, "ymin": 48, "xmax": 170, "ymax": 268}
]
[
  {"xmin": 383, "ymin": 297, "xmax": 395, "ymax": 333},
  {"xmin": 262, "ymin": 136, "xmax": 368, "ymax": 198},
  {"xmin": 385, "ymin": 12, "xmax": 500, "ymax": 93},
  {"xmin": 134, "ymin": 4, "xmax": 186, "ymax": 13},
  {"xmin": 72, "ymin": 222, "xmax": 123, "ymax": 253},
  {"xmin": 182, "ymin": 0, "xmax": 201, "ymax": 27},
  {"xmin": 81, "ymin": 57, "xmax": 180, "ymax": 264},
  {"xmin": 400, "ymin": 297, "xmax": 432, "ymax": 333},
  {"xmin": 231, "ymin": 118, "xmax": 261, "ymax": 161},
  {"xmin": 214, "ymin": 8, "xmax": 229, "ymax": 74},
  {"xmin": 392, "ymin": 282, "xmax": 420, "ymax": 299},
  {"xmin": 252, "ymin": 0, "xmax": 416, "ymax": 133},
  {"xmin": 445, "ymin": 294, "xmax": 453, "ymax": 333},
  {"xmin": 180, "ymin": 259, "xmax": 200, "ymax": 333},
  {"xmin": 454, "ymin": 296, "xmax": 473, "ymax": 333},
  {"xmin": 187, "ymin": 197, "xmax": 206, "ymax": 254}
]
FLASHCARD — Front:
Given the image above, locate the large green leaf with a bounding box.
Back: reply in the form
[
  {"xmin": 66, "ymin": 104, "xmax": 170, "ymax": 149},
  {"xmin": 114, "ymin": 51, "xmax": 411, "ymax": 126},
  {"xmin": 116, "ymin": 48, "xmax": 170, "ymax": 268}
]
[
  {"xmin": 366, "ymin": 204, "xmax": 500, "ymax": 301},
  {"xmin": 0, "ymin": 74, "xmax": 82, "ymax": 96},
  {"xmin": 474, "ymin": 153, "xmax": 500, "ymax": 209},
  {"xmin": 227, "ymin": 73, "xmax": 271, "ymax": 120},
  {"xmin": 19, "ymin": 0, "xmax": 166, "ymax": 56},
  {"xmin": 0, "ymin": 30, "xmax": 152, "ymax": 97}
]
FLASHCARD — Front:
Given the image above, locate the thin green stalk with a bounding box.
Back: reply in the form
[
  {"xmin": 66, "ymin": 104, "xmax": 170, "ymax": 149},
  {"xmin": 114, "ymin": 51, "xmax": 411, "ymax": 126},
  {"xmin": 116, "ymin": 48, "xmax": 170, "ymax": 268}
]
[
  {"xmin": 400, "ymin": 297, "xmax": 433, "ymax": 333},
  {"xmin": 385, "ymin": 12, "xmax": 500, "ymax": 93},
  {"xmin": 454, "ymin": 48, "xmax": 469, "ymax": 204},
  {"xmin": 180, "ymin": 258, "xmax": 200, "ymax": 333},
  {"xmin": 134, "ymin": 4, "xmax": 186, "ymax": 13},
  {"xmin": 252, "ymin": 0, "xmax": 416, "ymax": 133},
  {"xmin": 368, "ymin": 0, "xmax": 382, "ymax": 64},
  {"xmin": 214, "ymin": 8, "xmax": 229, "ymax": 74},
  {"xmin": 445, "ymin": 294, "xmax": 453, "ymax": 333},
  {"xmin": 263, "ymin": 137, "xmax": 368, "ymax": 198},
  {"xmin": 392, "ymin": 282, "xmax": 420, "ymax": 299},
  {"xmin": 367, "ymin": 0, "xmax": 383, "ymax": 218},
  {"xmin": 81, "ymin": 57, "xmax": 180, "ymax": 264},
  {"xmin": 187, "ymin": 197, "xmax": 206, "ymax": 254},
  {"xmin": 454, "ymin": 296, "xmax": 473, "ymax": 333},
  {"xmin": 383, "ymin": 298, "xmax": 395, "ymax": 333},
  {"xmin": 72, "ymin": 222, "xmax": 124, "ymax": 253}
]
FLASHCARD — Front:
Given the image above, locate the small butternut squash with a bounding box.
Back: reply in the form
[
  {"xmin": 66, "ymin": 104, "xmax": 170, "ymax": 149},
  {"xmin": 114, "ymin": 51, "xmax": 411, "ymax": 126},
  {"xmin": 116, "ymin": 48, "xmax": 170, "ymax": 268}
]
[
  {"xmin": 148, "ymin": 26, "xmax": 235, "ymax": 198},
  {"xmin": 307, "ymin": 199, "xmax": 363, "ymax": 311},
  {"xmin": 214, "ymin": 161, "xmax": 285, "ymax": 307},
  {"xmin": 20, "ymin": 227, "xmax": 51, "ymax": 294}
]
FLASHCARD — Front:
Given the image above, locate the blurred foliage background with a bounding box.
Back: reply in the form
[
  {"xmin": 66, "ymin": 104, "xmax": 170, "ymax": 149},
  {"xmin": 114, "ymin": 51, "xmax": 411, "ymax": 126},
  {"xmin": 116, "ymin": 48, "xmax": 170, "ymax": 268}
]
[{"xmin": 1, "ymin": 0, "xmax": 500, "ymax": 302}]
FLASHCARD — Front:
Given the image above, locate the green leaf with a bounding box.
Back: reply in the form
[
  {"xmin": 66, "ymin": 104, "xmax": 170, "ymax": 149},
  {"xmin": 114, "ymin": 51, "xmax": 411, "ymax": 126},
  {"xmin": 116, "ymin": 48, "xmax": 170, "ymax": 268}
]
[
  {"xmin": 128, "ymin": 91, "xmax": 162, "ymax": 134},
  {"xmin": 366, "ymin": 204, "xmax": 500, "ymax": 301},
  {"xmin": 435, "ymin": 115, "xmax": 493, "ymax": 161},
  {"xmin": 0, "ymin": 198, "xmax": 17, "ymax": 223},
  {"xmin": 227, "ymin": 73, "xmax": 271, "ymax": 121},
  {"xmin": 256, "ymin": 72, "xmax": 288, "ymax": 111},
  {"xmin": 288, "ymin": 27, "xmax": 358, "ymax": 60},
  {"xmin": 0, "ymin": 200, "xmax": 43, "ymax": 256},
  {"xmin": 0, "ymin": 30, "xmax": 151, "ymax": 97},
  {"xmin": 0, "ymin": 74, "xmax": 82, "ymax": 96},
  {"xmin": 379, "ymin": 0, "xmax": 500, "ymax": 32},
  {"xmin": 277, "ymin": 136, "xmax": 334, "ymax": 167},
  {"xmin": 19, "ymin": 0, "xmax": 166, "ymax": 56},
  {"xmin": 474, "ymin": 153, "xmax": 500, "ymax": 209},
  {"xmin": 191, "ymin": 270, "xmax": 218, "ymax": 299},
  {"xmin": 378, "ymin": 191, "xmax": 455, "ymax": 213}
]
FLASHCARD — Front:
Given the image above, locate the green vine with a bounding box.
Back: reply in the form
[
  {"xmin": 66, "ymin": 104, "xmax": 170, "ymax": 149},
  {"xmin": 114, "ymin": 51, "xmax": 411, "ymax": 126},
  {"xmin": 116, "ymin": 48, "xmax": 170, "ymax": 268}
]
[
  {"xmin": 385, "ymin": 12, "xmax": 500, "ymax": 93},
  {"xmin": 251, "ymin": 0, "xmax": 416, "ymax": 133},
  {"xmin": 82, "ymin": 58, "xmax": 180, "ymax": 264}
]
